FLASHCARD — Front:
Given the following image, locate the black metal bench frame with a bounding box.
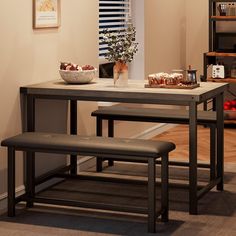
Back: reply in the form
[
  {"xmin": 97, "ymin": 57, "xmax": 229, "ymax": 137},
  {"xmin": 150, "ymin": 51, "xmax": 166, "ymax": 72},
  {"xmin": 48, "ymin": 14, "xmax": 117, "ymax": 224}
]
[
  {"xmin": 2, "ymin": 132, "xmax": 175, "ymax": 233},
  {"xmin": 92, "ymin": 107, "xmax": 217, "ymax": 180}
]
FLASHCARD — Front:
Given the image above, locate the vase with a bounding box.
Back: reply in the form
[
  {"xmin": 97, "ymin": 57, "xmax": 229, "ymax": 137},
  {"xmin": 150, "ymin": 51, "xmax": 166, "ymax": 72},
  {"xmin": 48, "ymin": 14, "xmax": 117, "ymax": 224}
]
[{"xmin": 113, "ymin": 61, "xmax": 128, "ymax": 87}]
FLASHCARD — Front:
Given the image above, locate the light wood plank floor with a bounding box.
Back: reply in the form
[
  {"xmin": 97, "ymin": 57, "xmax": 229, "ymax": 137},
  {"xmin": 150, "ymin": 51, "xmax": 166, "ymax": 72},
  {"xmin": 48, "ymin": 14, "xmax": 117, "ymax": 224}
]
[{"xmin": 152, "ymin": 124, "xmax": 236, "ymax": 163}]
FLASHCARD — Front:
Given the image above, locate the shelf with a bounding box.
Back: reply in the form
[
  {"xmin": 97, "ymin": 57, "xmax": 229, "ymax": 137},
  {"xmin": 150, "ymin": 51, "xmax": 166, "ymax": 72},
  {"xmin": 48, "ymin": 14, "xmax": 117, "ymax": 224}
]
[
  {"xmin": 206, "ymin": 52, "xmax": 236, "ymax": 57},
  {"xmin": 211, "ymin": 0, "xmax": 236, "ymax": 2},
  {"xmin": 207, "ymin": 77, "xmax": 236, "ymax": 82},
  {"xmin": 224, "ymin": 119, "xmax": 236, "ymax": 124},
  {"xmin": 211, "ymin": 16, "xmax": 236, "ymax": 21},
  {"xmin": 224, "ymin": 110, "xmax": 236, "ymax": 124}
]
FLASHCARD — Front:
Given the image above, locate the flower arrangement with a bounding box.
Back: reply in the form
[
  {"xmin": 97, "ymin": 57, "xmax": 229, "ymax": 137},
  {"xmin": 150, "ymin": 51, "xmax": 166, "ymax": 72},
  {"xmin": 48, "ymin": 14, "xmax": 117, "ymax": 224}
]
[{"xmin": 100, "ymin": 24, "xmax": 138, "ymax": 63}]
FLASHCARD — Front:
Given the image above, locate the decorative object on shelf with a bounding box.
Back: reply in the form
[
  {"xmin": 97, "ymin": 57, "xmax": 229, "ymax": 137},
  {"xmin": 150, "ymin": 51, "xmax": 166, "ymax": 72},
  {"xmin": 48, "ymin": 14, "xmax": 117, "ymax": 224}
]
[
  {"xmin": 218, "ymin": 3, "xmax": 227, "ymax": 16},
  {"xmin": 33, "ymin": 0, "xmax": 61, "ymax": 29},
  {"xmin": 100, "ymin": 23, "xmax": 138, "ymax": 87},
  {"xmin": 212, "ymin": 64, "xmax": 225, "ymax": 78},
  {"xmin": 225, "ymin": 2, "xmax": 236, "ymax": 16}
]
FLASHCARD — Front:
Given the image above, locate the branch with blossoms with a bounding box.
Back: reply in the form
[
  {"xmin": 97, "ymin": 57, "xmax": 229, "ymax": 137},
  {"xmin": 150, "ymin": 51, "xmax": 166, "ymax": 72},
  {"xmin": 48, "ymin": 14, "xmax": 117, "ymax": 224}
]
[{"xmin": 101, "ymin": 24, "xmax": 138, "ymax": 63}]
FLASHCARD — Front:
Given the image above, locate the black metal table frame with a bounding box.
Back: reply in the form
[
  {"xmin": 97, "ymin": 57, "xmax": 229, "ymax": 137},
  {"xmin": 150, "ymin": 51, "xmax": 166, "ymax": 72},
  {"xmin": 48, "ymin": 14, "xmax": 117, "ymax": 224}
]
[{"xmin": 20, "ymin": 80, "xmax": 226, "ymax": 215}]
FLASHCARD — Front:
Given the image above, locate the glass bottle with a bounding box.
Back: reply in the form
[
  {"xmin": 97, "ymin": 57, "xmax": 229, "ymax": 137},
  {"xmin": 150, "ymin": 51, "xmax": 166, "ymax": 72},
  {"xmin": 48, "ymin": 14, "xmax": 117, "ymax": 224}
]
[{"xmin": 232, "ymin": 3, "xmax": 236, "ymax": 16}]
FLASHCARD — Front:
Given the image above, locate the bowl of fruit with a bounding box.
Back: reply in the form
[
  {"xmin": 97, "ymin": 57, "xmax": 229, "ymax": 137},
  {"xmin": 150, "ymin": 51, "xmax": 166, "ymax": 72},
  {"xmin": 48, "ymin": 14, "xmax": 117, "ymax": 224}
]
[{"xmin": 59, "ymin": 62, "xmax": 97, "ymax": 84}]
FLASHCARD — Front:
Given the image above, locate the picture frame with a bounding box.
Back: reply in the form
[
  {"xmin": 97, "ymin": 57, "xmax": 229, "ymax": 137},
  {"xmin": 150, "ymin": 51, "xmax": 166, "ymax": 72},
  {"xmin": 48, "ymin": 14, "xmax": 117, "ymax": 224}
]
[{"xmin": 33, "ymin": 0, "xmax": 61, "ymax": 29}]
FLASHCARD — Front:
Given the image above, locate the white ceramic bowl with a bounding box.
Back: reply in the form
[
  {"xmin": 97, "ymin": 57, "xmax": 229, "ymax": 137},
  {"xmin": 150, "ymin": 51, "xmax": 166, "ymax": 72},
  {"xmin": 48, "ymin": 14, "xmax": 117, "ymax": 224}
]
[{"xmin": 59, "ymin": 69, "xmax": 97, "ymax": 84}]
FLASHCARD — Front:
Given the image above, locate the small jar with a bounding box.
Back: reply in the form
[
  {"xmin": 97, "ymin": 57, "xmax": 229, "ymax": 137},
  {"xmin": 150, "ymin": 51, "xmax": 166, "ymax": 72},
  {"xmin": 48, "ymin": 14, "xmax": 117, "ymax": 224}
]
[
  {"xmin": 172, "ymin": 69, "xmax": 185, "ymax": 80},
  {"xmin": 186, "ymin": 66, "xmax": 197, "ymax": 84}
]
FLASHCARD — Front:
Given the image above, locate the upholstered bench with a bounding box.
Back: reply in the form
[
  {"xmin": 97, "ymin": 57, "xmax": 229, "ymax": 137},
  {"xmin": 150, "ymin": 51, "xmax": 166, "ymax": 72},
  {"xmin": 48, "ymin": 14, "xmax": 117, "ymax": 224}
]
[
  {"xmin": 91, "ymin": 106, "xmax": 217, "ymax": 177},
  {"xmin": 1, "ymin": 132, "xmax": 175, "ymax": 233}
]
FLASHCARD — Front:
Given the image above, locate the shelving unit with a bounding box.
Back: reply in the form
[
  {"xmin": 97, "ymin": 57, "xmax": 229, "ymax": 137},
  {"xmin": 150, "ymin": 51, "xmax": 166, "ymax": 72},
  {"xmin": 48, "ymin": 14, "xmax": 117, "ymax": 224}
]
[
  {"xmin": 204, "ymin": 0, "xmax": 236, "ymax": 124},
  {"xmin": 209, "ymin": 0, "xmax": 236, "ymax": 51},
  {"xmin": 203, "ymin": 52, "xmax": 236, "ymax": 81}
]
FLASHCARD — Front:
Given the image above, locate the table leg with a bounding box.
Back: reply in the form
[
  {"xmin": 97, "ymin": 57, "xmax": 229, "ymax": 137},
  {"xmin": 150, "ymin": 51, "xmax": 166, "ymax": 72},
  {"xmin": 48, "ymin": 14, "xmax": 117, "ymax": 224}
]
[
  {"xmin": 189, "ymin": 101, "xmax": 198, "ymax": 215},
  {"xmin": 216, "ymin": 93, "xmax": 224, "ymax": 191},
  {"xmin": 70, "ymin": 100, "xmax": 77, "ymax": 175},
  {"xmin": 148, "ymin": 158, "xmax": 156, "ymax": 233},
  {"xmin": 26, "ymin": 95, "xmax": 35, "ymax": 207},
  {"xmin": 210, "ymin": 124, "xmax": 216, "ymax": 180}
]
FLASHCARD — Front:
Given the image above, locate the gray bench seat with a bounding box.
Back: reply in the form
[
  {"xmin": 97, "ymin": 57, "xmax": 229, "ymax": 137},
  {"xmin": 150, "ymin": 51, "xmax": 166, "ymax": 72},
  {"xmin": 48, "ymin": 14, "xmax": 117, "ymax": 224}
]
[
  {"xmin": 91, "ymin": 106, "xmax": 217, "ymax": 175},
  {"xmin": 91, "ymin": 106, "xmax": 216, "ymax": 124},
  {"xmin": 1, "ymin": 132, "xmax": 175, "ymax": 233}
]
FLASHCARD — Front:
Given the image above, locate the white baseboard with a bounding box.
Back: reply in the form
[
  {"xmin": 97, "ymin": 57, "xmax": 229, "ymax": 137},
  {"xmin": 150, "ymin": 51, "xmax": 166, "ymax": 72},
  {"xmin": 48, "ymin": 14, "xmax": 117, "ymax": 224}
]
[
  {"xmin": 0, "ymin": 157, "xmax": 94, "ymax": 213},
  {"xmin": 131, "ymin": 123, "xmax": 177, "ymax": 140},
  {"xmin": 0, "ymin": 185, "xmax": 25, "ymax": 214}
]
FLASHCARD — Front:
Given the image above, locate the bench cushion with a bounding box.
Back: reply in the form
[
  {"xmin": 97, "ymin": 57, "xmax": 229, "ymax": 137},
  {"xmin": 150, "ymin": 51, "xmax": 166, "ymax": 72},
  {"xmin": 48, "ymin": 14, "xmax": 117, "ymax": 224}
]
[
  {"xmin": 92, "ymin": 106, "xmax": 217, "ymax": 124},
  {"xmin": 1, "ymin": 132, "xmax": 175, "ymax": 158}
]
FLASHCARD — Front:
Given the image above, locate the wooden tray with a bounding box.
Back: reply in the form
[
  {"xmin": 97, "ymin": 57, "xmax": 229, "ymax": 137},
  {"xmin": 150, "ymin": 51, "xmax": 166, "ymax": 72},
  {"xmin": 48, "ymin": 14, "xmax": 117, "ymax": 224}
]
[{"xmin": 144, "ymin": 83, "xmax": 200, "ymax": 89}]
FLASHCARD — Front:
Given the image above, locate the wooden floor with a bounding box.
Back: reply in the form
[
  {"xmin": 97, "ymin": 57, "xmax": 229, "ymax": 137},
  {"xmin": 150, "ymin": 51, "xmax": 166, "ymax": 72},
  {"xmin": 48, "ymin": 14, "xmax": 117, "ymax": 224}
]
[{"xmin": 152, "ymin": 124, "xmax": 236, "ymax": 163}]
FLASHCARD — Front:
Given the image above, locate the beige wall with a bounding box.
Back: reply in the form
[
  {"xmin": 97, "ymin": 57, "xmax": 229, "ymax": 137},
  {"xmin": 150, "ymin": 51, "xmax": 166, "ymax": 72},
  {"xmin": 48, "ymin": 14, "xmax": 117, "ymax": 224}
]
[
  {"xmin": 186, "ymin": 0, "xmax": 208, "ymax": 76},
  {"xmin": 144, "ymin": 0, "xmax": 208, "ymax": 77},
  {"xmin": 144, "ymin": 0, "xmax": 187, "ymax": 77},
  {"xmin": 0, "ymin": 0, "xmax": 99, "ymax": 198}
]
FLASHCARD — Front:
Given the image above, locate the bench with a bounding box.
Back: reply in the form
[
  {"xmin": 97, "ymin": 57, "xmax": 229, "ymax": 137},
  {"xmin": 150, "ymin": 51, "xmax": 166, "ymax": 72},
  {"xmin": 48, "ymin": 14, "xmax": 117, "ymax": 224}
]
[
  {"xmin": 1, "ymin": 132, "xmax": 175, "ymax": 233},
  {"xmin": 91, "ymin": 106, "xmax": 217, "ymax": 178}
]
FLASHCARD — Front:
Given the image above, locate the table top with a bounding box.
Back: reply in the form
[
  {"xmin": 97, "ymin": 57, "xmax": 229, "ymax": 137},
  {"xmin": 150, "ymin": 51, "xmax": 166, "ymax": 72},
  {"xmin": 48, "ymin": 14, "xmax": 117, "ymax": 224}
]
[{"xmin": 20, "ymin": 79, "xmax": 228, "ymax": 105}]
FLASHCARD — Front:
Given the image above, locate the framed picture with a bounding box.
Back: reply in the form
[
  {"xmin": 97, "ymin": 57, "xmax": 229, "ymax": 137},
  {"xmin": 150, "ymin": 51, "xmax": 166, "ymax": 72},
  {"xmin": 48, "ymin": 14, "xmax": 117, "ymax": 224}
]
[{"xmin": 33, "ymin": 0, "xmax": 61, "ymax": 29}]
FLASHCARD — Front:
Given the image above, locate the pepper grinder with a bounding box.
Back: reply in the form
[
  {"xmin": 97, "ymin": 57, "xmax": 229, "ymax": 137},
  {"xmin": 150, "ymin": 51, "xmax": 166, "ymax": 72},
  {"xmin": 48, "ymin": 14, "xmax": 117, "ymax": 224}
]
[{"xmin": 187, "ymin": 65, "xmax": 197, "ymax": 84}]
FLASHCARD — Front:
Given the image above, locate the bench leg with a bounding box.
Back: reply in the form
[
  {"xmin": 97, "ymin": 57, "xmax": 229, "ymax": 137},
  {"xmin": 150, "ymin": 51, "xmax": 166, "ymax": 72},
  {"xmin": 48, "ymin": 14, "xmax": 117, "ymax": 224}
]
[
  {"xmin": 70, "ymin": 100, "xmax": 78, "ymax": 175},
  {"xmin": 8, "ymin": 147, "xmax": 15, "ymax": 217},
  {"xmin": 161, "ymin": 154, "xmax": 169, "ymax": 222},
  {"xmin": 107, "ymin": 119, "xmax": 114, "ymax": 167},
  {"xmin": 210, "ymin": 125, "xmax": 216, "ymax": 180},
  {"xmin": 96, "ymin": 118, "xmax": 114, "ymax": 171},
  {"xmin": 148, "ymin": 158, "xmax": 156, "ymax": 233},
  {"xmin": 96, "ymin": 117, "xmax": 103, "ymax": 172},
  {"xmin": 26, "ymin": 151, "xmax": 35, "ymax": 208}
]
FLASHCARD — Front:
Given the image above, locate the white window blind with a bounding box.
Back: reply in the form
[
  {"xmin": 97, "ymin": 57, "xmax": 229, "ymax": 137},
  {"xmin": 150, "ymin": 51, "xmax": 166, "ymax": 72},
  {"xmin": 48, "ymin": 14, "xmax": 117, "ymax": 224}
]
[{"xmin": 99, "ymin": 0, "xmax": 132, "ymax": 58}]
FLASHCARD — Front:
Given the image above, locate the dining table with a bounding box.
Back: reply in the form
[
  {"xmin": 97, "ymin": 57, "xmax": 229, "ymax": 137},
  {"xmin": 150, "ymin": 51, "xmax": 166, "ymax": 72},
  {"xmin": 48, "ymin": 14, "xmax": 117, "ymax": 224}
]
[{"xmin": 20, "ymin": 78, "xmax": 228, "ymax": 215}]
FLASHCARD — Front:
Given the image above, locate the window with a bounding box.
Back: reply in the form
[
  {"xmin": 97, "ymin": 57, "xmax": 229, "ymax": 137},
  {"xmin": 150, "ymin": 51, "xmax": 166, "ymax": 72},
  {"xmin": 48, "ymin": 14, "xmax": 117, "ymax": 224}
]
[{"xmin": 99, "ymin": 0, "xmax": 132, "ymax": 58}]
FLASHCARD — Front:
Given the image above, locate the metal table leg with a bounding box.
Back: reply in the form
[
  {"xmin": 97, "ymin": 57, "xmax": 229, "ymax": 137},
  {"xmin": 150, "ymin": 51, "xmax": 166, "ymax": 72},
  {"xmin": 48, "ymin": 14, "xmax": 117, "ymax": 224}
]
[
  {"xmin": 70, "ymin": 100, "xmax": 77, "ymax": 175},
  {"xmin": 216, "ymin": 93, "xmax": 224, "ymax": 191},
  {"xmin": 148, "ymin": 158, "xmax": 156, "ymax": 233},
  {"xmin": 189, "ymin": 101, "xmax": 198, "ymax": 215}
]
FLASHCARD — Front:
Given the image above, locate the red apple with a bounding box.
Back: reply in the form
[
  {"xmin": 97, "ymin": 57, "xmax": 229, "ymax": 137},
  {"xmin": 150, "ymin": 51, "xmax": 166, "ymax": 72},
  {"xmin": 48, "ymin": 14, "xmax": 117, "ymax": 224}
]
[{"xmin": 82, "ymin": 65, "xmax": 95, "ymax": 70}]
